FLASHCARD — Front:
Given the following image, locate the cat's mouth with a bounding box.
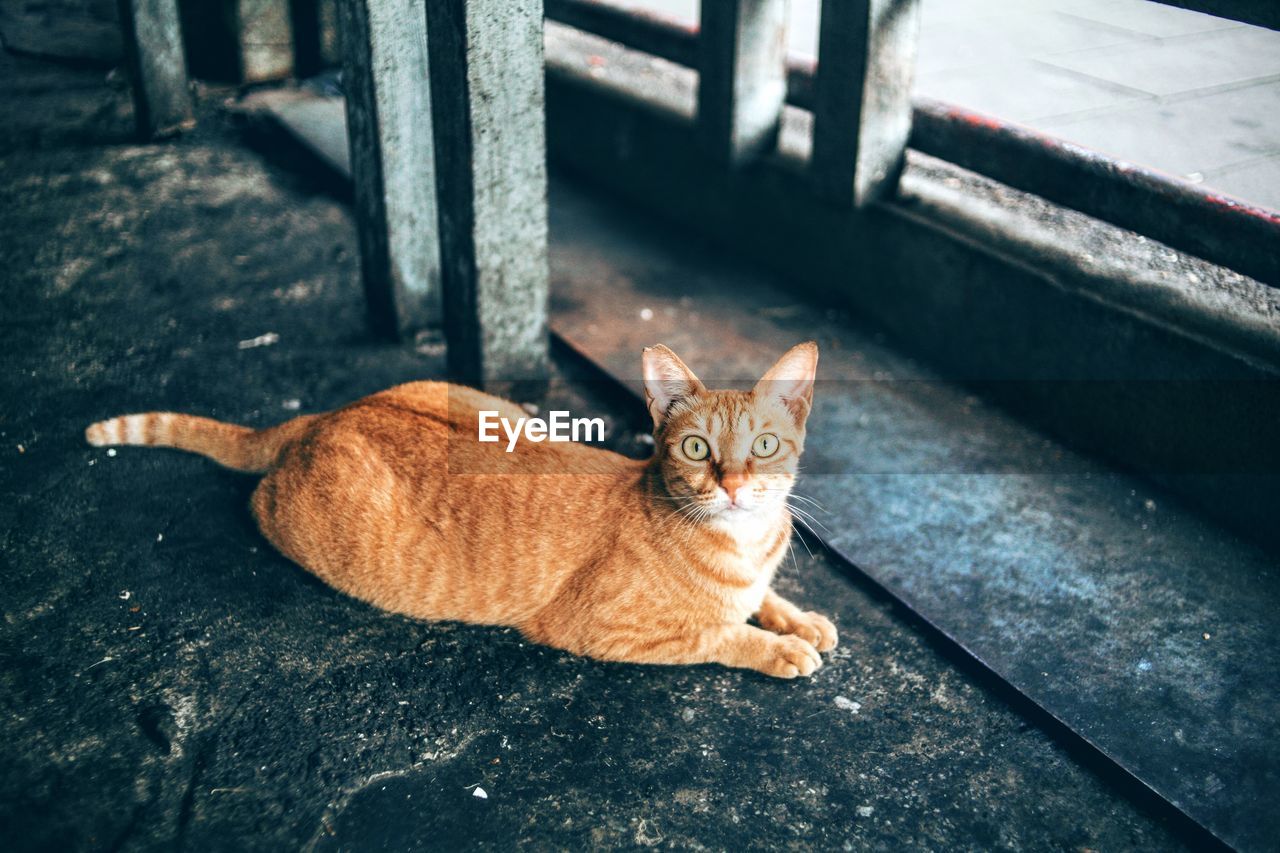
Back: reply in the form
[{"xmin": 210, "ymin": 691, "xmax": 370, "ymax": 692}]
[
  {"xmin": 675, "ymin": 493, "xmax": 769, "ymax": 522},
  {"xmin": 713, "ymin": 499, "xmax": 760, "ymax": 518}
]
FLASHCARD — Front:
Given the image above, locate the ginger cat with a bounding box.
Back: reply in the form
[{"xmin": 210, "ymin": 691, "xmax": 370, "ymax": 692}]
[{"xmin": 85, "ymin": 342, "xmax": 837, "ymax": 678}]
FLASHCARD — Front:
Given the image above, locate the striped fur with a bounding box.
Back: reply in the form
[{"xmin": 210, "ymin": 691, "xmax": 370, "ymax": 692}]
[
  {"xmin": 84, "ymin": 343, "xmax": 836, "ymax": 678},
  {"xmin": 86, "ymin": 412, "xmax": 317, "ymax": 473}
]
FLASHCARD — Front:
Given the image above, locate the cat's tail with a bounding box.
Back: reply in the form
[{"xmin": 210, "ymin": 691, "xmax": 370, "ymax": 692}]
[{"xmin": 84, "ymin": 412, "xmax": 318, "ymax": 473}]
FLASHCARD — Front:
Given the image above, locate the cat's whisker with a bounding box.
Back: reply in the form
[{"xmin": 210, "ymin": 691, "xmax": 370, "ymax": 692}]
[
  {"xmin": 785, "ymin": 502, "xmax": 832, "ymax": 545},
  {"xmin": 789, "ymin": 508, "xmax": 830, "ymax": 533},
  {"xmin": 666, "ymin": 498, "xmax": 718, "ymax": 543},
  {"xmin": 785, "ymin": 535, "xmax": 801, "ymax": 574},
  {"xmin": 759, "ymin": 487, "xmax": 828, "ymax": 514},
  {"xmin": 787, "ymin": 504, "xmax": 832, "ymax": 537},
  {"xmin": 787, "ymin": 492, "xmax": 829, "ymax": 513},
  {"xmin": 652, "ymin": 494, "xmax": 699, "ymax": 503},
  {"xmin": 778, "ymin": 493, "xmax": 821, "ymax": 517},
  {"xmin": 790, "ymin": 519, "xmax": 817, "ymax": 559},
  {"xmin": 789, "ymin": 508, "xmax": 821, "ymax": 540}
]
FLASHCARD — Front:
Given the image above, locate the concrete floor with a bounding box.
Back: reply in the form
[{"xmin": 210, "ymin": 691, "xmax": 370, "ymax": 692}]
[
  {"xmin": 0, "ymin": 49, "xmax": 1198, "ymax": 850},
  {"xmin": 620, "ymin": 0, "xmax": 1280, "ymax": 212}
]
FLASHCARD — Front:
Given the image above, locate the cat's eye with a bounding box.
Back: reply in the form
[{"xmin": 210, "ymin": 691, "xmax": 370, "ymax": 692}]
[
  {"xmin": 681, "ymin": 435, "xmax": 710, "ymax": 461},
  {"xmin": 752, "ymin": 433, "xmax": 779, "ymax": 458}
]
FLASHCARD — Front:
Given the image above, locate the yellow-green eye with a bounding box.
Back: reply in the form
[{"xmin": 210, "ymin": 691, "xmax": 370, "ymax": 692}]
[
  {"xmin": 681, "ymin": 435, "xmax": 710, "ymax": 461},
  {"xmin": 752, "ymin": 433, "xmax": 779, "ymax": 458}
]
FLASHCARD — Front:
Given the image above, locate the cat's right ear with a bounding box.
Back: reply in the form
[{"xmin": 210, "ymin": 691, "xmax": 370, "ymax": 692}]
[{"xmin": 642, "ymin": 345, "xmax": 705, "ymax": 429}]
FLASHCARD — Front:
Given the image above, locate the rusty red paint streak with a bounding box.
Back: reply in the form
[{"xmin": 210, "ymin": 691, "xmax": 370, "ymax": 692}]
[
  {"xmin": 1199, "ymin": 190, "xmax": 1280, "ymax": 225},
  {"xmin": 936, "ymin": 104, "xmax": 1280, "ymax": 226},
  {"xmin": 950, "ymin": 107, "xmax": 1004, "ymax": 133}
]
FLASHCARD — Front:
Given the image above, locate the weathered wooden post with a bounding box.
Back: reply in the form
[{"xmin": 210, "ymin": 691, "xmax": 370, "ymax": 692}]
[
  {"xmin": 117, "ymin": 0, "xmax": 195, "ymax": 140},
  {"xmin": 697, "ymin": 0, "xmax": 790, "ymax": 167},
  {"xmin": 810, "ymin": 0, "xmax": 920, "ymax": 207},
  {"xmin": 425, "ymin": 0, "xmax": 550, "ymax": 392},
  {"xmin": 337, "ymin": 0, "xmax": 443, "ymax": 339}
]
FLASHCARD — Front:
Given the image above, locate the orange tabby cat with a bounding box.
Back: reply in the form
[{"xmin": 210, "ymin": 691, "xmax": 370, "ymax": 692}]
[{"xmin": 85, "ymin": 342, "xmax": 836, "ymax": 677}]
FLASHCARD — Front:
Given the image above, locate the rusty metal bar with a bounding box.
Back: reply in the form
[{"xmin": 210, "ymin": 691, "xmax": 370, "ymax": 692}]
[
  {"xmin": 337, "ymin": 0, "xmax": 442, "ymax": 340},
  {"xmin": 117, "ymin": 0, "xmax": 195, "ymax": 140},
  {"xmin": 425, "ymin": 0, "xmax": 550, "ymax": 392},
  {"xmin": 696, "ymin": 0, "xmax": 790, "ymax": 167},
  {"xmin": 810, "ymin": 0, "xmax": 920, "ymax": 207},
  {"xmin": 908, "ymin": 98, "xmax": 1280, "ymax": 289}
]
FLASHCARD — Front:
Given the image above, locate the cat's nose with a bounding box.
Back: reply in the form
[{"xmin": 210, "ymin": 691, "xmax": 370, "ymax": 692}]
[{"xmin": 721, "ymin": 471, "xmax": 748, "ymax": 504}]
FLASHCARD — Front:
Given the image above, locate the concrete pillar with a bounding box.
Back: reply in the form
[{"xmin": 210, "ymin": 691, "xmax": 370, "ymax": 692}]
[
  {"xmin": 337, "ymin": 0, "xmax": 443, "ymax": 339},
  {"xmin": 117, "ymin": 0, "xmax": 195, "ymax": 140},
  {"xmin": 425, "ymin": 0, "xmax": 550, "ymax": 392},
  {"xmin": 697, "ymin": 0, "xmax": 790, "ymax": 167},
  {"xmin": 810, "ymin": 0, "xmax": 920, "ymax": 207}
]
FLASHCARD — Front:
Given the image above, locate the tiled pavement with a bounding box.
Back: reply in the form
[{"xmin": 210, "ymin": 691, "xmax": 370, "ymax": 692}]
[{"xmin": 620, "ymin": 0, "xmax": 1280, "ymax": 212}]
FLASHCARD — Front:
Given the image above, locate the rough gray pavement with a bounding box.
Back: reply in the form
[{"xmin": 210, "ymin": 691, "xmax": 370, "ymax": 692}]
[{"xmin": 0, "ymin": 52, "xmax": 1194, "ymax": 851}]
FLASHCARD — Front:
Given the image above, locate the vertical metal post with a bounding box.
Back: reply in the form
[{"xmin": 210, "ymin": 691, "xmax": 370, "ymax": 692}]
[
  {"xmin": 337, "ymin": 0, "xmax": 442, "ymax": 339},
  {"xmin": 697, "ymin": 0, "xmax": 790, "ymax": 167},
  {"xmin": 233, "ymin": 0, "xmax": 296, "ymax": 82},
  {"xmin": 810, "ymin": 0, "xmax": 920, "ymax": 207},
  {"xmin": 117, "ymin": 0, "xmax": 195, "ymax": 140},
  {"xmin": 425, "ymin": 0, "xmax": 550, "ymax": 392}
]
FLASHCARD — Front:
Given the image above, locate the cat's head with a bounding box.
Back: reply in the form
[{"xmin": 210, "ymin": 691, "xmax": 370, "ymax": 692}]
[{"xmin": 642, "ymin": 342, "xmax": 818, "ymax": 525}]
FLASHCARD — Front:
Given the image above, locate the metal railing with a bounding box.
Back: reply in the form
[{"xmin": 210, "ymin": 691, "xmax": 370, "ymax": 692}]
[
  {"xmin": 116, "ymin": 0, "xmax": 1280, "ymax": 377},
  {"xmin": 546, "ymin": 0, "xmax": 1280, "ymax": 287}
]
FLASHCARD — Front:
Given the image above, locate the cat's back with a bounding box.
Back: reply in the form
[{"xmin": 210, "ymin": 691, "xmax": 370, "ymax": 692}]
[
  {"xmin": 252, "ymin": 379, "xmax": 647, "ymax": 623},
  {"xmin": 318, "ymin": 380, "xmax": 631, "ymax": 476},
  {"xmin": 262, "ymin": 379, "xmax": 637, "ymax": 513}
]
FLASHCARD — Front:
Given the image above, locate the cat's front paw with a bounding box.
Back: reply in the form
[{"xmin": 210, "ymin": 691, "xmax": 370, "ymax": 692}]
[
  {"xmin": 761, "ymin": 610, "xmax": 838, "ymax": 652},
  {"xmin": 792, "ymin": 611, "xmax": 838, "ymax": 652},
  {"xmin": 757, "ymin": 634, "xmax": 822, "ymax": 678}
]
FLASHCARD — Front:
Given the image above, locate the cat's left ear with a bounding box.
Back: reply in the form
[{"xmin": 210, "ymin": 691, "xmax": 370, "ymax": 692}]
[
  {"xmin": 754, "ymin": 341, "xmax": 818, "ymax": 425},
  {"xmin": 643, "ymin": 344, "xmax": 705, "ymax": 429}
]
